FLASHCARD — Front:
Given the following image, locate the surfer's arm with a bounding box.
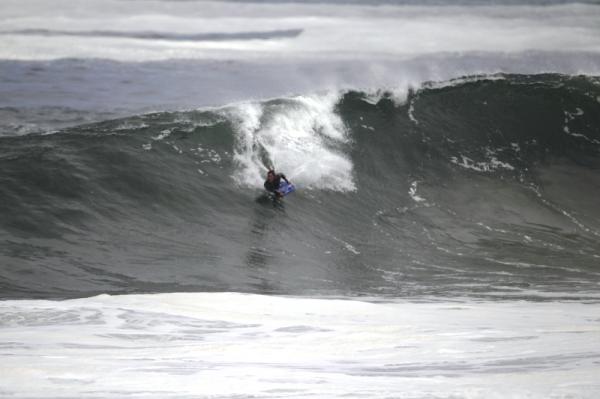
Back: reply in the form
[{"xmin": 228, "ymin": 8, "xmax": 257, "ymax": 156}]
[{"xmin": 279, "ymin": 173, "xmax": 290, "ymax": 184}]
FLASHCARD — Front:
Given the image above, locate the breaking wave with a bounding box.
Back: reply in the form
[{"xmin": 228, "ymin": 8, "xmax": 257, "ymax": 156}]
[{"xmin": 1, "ymin": 73, "xmax": 599, "ymax": 300}]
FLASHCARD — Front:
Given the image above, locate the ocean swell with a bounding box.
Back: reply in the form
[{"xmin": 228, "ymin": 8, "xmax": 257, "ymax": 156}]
[{"xmin": 1, "ymin": 73, "xmax": 599, "ymax": 300}]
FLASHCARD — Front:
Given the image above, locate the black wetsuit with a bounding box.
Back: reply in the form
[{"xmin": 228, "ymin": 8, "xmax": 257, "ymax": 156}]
[{"xmin": 264, "ymin": 173, "xmax": 287, "ymax": 193}]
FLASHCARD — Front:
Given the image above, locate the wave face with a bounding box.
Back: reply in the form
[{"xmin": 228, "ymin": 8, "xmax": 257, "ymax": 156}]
[{"xmin": 1, "ymin": 73, "xmax": 600, "ymax": 300}]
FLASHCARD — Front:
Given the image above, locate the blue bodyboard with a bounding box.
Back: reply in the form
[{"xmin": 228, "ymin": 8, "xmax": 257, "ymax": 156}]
[{"xmin": 277, "ymin": 181, "xmax": 296, "ymax": 197}]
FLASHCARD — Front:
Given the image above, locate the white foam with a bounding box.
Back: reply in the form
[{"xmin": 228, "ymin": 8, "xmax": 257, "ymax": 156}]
[
  {"xmin": 408, "ymin": 98, "xmax": 419, "ymax": 125},
  {"xmin": 563, "ymin": 109, "xmax": 600, "ymax": 145},
  {"xmin": 191, "ymin": 146, "xmax": 222, "ymax": 165},
  {"xmin": 226, "ymin": 93, "xmax": 355, "ymax": 191},
  {"xmin": 115, "ymin": 122, "xmax": 148, "ymax": 131},
  {"xmin": 152, "ymin": 129, "xmax": 171, "ymax": 141},
  {"xmin": 223, "ymin": 101, "xmax": 264, "ymax": 187},
  {"xmin": 0, "ymin": 292, "xmax": 599, "ymax": 398},
  {"xmin": 360, "ymin": 84, "xmax": 414, "ymax": 107},
  {"xmin": 408, "ymin": 181, "xmax": 426, "ymax": 203},
  {"xmin": 526, "ymin": 183, "xmax": 600, "ymax": 238},
  {"xmin": 332, "ymin": 236, "xmax": 361, "ymax": 255},
  {"xmin": 450, "ymin": 154, "xmax": 515, "ymax": 172}
]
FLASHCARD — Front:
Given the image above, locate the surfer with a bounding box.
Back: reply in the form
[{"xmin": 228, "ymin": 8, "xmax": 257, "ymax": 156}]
[{"xmin": 264, "ymin": 169, "xmax": 290, "ymax": 198}]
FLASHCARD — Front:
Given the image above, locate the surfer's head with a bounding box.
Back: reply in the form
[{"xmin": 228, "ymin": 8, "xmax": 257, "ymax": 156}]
[{"xmin": 266, "ymin": 169, "xmax": 275, "ymax": 181}]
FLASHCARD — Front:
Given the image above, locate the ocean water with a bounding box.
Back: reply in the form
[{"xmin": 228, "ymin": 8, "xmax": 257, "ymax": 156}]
[{"xmin": 1, "ymin": 0, "xmax": 600, "ymax": 398}]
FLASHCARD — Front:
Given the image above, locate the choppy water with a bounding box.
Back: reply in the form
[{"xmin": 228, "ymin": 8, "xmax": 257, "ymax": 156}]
[{"xmin": 1, "ymin": 0, "xmax": 600, "ymax": 398}]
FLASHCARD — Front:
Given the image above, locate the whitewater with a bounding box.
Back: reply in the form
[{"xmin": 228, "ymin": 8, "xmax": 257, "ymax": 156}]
[{"xmin": 1, "ymin": 0, "xmax": 600, "ymax": 398}]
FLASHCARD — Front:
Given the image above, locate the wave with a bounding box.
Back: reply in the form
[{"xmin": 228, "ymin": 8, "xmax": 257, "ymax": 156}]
[
  {"xmin": 0, "ymin": 28, "xmax": 303, "ymax": 42},
  {"xmin": 1, "ymin": 73, "xmax": 599, "ymax": 300},
  {"xmin": 3, "ymin": 2, "xmax": 600, "ymax": 62}
]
